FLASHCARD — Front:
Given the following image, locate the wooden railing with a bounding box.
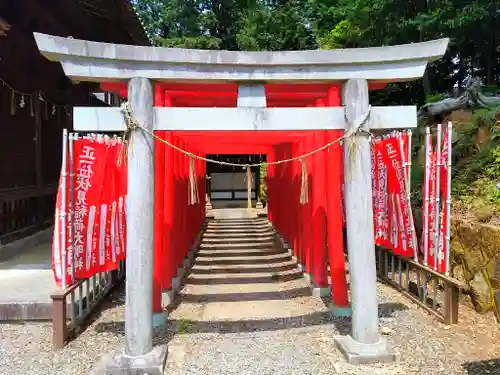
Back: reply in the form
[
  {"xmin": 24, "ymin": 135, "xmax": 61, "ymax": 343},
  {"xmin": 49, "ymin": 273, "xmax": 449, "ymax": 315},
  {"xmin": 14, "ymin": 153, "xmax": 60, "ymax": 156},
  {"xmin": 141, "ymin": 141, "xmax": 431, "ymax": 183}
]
[
  {"xmin": 376, "ymin": 247, "xmax": 464, "ymax": 325},
  {"xmin": 0, "ymin": 186, "xmax": 57, "ymax": 244},
  {"xmin": 51, "ymin": 260, "xmax": 125, "ymax": 349}
]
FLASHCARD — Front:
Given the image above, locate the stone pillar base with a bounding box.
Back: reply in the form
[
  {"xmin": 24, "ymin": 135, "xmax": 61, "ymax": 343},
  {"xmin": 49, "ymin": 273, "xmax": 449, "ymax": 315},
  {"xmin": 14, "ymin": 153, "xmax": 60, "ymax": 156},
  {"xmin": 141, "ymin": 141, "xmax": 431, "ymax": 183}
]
[
  {"xmin": 334, "ymin": 335, "xmax": 399, "ymax": 365},
  {"xmin": 89, "ymin": 346, "xmax": 168, "ymax": 375},
  {"xmin": 327, "ymin": 303, "xmax": 352, "ymax": 317},
  {"xmin": 311, "ymin": 285, "xmax": 331, "ymax": 298},
  {"xmin": 152, "ymin": 312, "xmax": 168, "ymax": 328}
]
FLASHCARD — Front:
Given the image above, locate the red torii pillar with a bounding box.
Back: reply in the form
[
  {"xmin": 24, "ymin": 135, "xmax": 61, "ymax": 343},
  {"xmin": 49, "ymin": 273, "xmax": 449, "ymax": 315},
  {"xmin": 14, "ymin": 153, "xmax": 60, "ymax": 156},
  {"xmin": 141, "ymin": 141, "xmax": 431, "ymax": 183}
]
[
  {"xmin": 153, "ymin": 86, "xmax": 165, "ymax": 321},
  {"xmin": 281, "ymin": 143, "xmax": 294, "ymax": 248},
  {"xmin": 325, "ymin": 87, "xmax": 350, "ymax": 314},
  {"xmin": 292, "ymin": 140, "xmax": 303, "ymax": 263},
  {"xmin": 162, "ymin": 130, "xmax": 175, "ymax": 292},
  {"xmin": 303, "ymin": 134, "xmax": 314, "ymax": 281},
  {"xmin": 267, "ymin": 151, "xmax": 275, "ymax": 225},
  {"xmin": 310, "ymin": 99, "xmax": 330, "ymax": 294}
]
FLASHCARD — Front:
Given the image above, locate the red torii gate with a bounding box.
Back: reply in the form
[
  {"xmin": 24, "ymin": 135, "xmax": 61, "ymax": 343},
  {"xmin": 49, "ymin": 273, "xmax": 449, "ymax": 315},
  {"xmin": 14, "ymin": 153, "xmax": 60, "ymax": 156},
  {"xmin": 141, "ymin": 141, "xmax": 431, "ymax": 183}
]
[{"xmin": 101, "ymin": 81, "xmax": 386, "ymax": 317}]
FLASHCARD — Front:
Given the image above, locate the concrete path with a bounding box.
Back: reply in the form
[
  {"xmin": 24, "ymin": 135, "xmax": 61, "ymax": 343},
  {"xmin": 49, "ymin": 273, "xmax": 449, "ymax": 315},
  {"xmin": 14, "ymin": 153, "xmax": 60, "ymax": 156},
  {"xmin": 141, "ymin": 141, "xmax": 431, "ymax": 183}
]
[
  {"xmin": 161, "ymin": 217, "xmax": 402, "ymax": 374},
  {"xmin": 0, "ymin": 229, "xmax": 56, "ymax": 320},
  {"xmin": 4, "ymin": 215, "xmax": 500, "ymax": 375}
]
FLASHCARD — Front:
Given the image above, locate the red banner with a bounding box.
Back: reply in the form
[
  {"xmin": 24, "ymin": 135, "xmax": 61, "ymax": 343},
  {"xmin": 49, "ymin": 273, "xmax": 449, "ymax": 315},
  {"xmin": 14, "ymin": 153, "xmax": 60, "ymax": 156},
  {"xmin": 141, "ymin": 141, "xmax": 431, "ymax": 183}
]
[
  {"xmin": 425, "ymin": 147, "xmax": 439, "ymax": 269},
  {"xmin": 370, "ymin": 133, "xmax": 415, "ymax": 258},
  {"xmin": 52, "ymin": 137, "xmax": 127, "ymax": 286},
  {"xmin": 436, "ymin": 130, "xmax": 449, "ymax": 272}
]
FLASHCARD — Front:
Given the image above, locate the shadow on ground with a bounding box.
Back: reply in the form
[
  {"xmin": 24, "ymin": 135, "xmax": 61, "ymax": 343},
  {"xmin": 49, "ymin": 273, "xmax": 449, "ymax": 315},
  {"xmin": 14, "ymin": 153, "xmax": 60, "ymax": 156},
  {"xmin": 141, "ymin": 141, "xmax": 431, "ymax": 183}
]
[
  {"xmin": 90, "ymin": 283, "xmax": 410, "ymax": 347},
  {"xmin": 463, "ymin": 359, "xmax": 500, "ymax": 375}
]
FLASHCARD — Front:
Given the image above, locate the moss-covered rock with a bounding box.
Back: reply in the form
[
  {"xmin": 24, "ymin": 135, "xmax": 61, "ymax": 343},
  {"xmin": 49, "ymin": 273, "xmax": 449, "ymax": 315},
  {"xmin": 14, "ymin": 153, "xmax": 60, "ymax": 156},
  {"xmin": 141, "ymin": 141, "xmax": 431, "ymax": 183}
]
[{"xmin": 451, "ymin": 218, "xmax": 500, "ymax": 313}]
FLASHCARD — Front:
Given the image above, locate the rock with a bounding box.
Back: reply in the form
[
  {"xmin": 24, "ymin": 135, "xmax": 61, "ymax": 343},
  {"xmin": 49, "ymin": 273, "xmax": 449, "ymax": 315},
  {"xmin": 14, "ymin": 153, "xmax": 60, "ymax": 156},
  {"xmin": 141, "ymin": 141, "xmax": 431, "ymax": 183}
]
[
  {"xmin": 469, "ymin": 271, "xmax": 493, "ymax": 314},
  {"xmin": 380, "ymin": 326, "xmax": 392, "ymax": 335}
]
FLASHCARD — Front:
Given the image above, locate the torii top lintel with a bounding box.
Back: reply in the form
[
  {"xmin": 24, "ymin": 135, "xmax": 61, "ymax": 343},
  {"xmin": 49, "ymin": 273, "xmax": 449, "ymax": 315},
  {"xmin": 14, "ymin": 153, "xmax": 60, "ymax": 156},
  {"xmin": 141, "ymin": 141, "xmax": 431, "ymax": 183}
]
[{"xmin": 33, "ymin": 33, "xmax": 449, "ymax": 84}]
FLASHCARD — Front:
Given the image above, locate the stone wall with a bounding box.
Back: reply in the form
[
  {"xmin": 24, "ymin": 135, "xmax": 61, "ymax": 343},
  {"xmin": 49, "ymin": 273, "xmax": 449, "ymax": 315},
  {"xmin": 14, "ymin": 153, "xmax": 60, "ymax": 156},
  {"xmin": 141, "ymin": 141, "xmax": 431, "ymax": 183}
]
[{"xmin": 451, "ymin": 218, "xmax": 500, "ymax": 315}]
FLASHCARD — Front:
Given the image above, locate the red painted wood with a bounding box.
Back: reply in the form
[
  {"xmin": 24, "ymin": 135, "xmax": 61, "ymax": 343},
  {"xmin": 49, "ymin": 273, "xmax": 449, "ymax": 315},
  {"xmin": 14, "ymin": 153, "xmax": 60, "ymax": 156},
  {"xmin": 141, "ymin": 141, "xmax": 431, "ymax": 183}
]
[
  {"xmin": 291, "ymin": 141, "xmax": 301, "ymax": 261},
  {"xmin": 99, "ymin": 80, "xmax": 358, "ymax": 309},
  {"xmin": 325, "ymin": 87, "xmax": 349, "ymax": 307},
  {"xmin": 303, "ymin": 134, "xmax": 314, "ymax": 276},
  {"xmin": 311, "ymin": 130, "xmax": 329, "ymax": 287},
  {"xmin": 162, "ymin": 131, "xmax": 175, "ymax": 290},
  {"xmin": 153, "ymin": 85, "xmax": 165, "ymax": 313},
  {"xmin": 100, "ymin": 82, "xmax": 385, "ymax": 107}
]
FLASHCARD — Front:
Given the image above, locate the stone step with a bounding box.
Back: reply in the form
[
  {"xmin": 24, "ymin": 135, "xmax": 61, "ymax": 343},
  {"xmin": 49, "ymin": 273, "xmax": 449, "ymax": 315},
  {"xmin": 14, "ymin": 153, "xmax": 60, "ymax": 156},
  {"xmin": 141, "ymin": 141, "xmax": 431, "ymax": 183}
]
[
  {"xmin": 196, "ymin": 249, "xmax": 284, "ymax": 258},
  {"xmin": 194, "ymin": 253, "xmax": 292, "ymax": 266},
  {"xmin": 203, "ymin": 232, "xmax": 274, "ymax": 239},
  {"xmin": 190, "ymin": 260, "xmax": 298, "ymax": 274},
  {"xmin": 185, "ymin": 268, "xmax": 303, "ymax": 285},
  {"xmin": 178, "ymin": 285, "xmax": 311, "ymax": 304},
  {"xmin": 200, "ymin": 236, "xmax": 275, "ymax": 244},
  {"xmin": 210, "ymin": 219, "xmax": 267, "ymax": 224},
  {"xmin": 206, "ymin": 222, "xmax": 270, "ymax": 229},
  {"xmin": 181, "ymin": 281, "xmax": 306, "ymax": 295},
  {"xmin": 199, "ymin": 242, "xmax": 275, "ymax": 250},
  {"xmin": 204, "ymin": 227, "xmax": 273, "ymax": 233}
]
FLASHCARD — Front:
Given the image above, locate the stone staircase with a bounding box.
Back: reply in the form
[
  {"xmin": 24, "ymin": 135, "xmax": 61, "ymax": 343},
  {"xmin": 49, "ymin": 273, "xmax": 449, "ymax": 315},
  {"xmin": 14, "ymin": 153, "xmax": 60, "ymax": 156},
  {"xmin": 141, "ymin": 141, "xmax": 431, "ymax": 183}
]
[{"xmin": 192, "ymin": 217, "xmax": 301, "ymax": 283}]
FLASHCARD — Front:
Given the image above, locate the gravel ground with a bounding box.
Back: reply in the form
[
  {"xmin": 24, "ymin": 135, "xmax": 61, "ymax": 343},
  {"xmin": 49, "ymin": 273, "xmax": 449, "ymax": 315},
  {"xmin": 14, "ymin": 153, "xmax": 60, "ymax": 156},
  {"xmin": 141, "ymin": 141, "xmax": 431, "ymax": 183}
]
[{"xmin": 2, "ymin": 277, "xmax": 500, "ymax": 374}]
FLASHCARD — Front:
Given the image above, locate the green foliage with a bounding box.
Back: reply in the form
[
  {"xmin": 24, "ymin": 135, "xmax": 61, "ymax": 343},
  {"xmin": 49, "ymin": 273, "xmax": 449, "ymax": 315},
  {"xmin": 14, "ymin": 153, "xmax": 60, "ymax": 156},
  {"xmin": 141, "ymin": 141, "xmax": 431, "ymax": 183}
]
[
  {"xmin": 134, "ymin": 0, "xmax": 316, "ymax": 51},
  {"xmin": 426, "ymin": 93, "xmax": 446, "ymax": 104},
  {"xmin": 259, "ymin": 163, "xmax": 267, "ymax": 203},
  {"xmin": 132, "ymin": 0, "xmax": 500, "ymax": 219},
  {"xmin": 452, "ymin": 106, "xmax": 500, "ymax": 214}
]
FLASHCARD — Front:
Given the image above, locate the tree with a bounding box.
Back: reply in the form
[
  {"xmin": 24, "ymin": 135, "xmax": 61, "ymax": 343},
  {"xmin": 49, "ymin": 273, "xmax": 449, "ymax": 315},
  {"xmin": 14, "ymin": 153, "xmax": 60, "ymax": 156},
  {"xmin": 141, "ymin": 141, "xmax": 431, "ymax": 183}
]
[{"xmin": 133, "ymin": 0, "xmax": 499, "ymax": 104}]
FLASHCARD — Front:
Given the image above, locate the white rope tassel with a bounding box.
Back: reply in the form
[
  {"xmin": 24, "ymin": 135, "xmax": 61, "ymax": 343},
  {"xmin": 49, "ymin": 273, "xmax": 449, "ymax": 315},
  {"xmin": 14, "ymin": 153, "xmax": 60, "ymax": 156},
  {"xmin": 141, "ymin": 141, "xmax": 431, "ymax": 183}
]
[
  {"xmin": 299, "ymin": 158, "xmax": 309, "ymax": 205},
  {"xmin": 188, "ymin": 155, "xmax": 199, "ymax": 205}
]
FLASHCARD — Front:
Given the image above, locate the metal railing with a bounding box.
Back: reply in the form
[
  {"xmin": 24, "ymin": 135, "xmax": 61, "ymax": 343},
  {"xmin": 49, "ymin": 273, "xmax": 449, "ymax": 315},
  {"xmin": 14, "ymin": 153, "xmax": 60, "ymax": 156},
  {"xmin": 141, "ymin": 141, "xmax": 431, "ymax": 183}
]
[
  {"xmin": 376, "ymin": 246, "xmax": 464, "ymax": 325},
  {"xmin": 51, "ymin": 260, "xmax": 125, "ymax": 349}
]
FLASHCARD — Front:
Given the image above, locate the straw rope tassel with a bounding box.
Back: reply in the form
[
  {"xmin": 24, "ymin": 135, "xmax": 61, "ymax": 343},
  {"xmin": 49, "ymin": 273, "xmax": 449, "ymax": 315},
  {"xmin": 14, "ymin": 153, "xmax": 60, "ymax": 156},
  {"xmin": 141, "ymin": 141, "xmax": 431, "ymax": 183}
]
[
  {"xmin": 118, "ymin": 101, "xmax": 347, "ymax": 208},
  {"xmin": 246, "ymin": 166, "xmax": 252, "ymax": 211},
  {"xmin": 188, "ymin": 155, "xmax": 199, "ymax": 205},
  {"xmin": 299, "ymin": 158, "xmax": 309, "ymax": 204}
]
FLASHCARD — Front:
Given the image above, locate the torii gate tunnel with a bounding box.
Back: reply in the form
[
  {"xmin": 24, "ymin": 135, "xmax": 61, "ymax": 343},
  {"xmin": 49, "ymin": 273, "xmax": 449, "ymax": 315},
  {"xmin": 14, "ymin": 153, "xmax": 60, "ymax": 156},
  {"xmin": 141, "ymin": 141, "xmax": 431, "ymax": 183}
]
[{"xmin": 34, "ymin": 33, "xmax": 448, "ymax": 374}]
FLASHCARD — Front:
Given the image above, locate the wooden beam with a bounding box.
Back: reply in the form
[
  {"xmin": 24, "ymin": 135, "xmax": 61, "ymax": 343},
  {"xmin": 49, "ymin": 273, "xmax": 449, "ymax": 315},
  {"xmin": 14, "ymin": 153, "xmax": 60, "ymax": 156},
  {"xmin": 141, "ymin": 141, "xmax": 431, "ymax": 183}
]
[{"xmin": 73, "ymin": 106, "xmax": 418, "ymax": 132}]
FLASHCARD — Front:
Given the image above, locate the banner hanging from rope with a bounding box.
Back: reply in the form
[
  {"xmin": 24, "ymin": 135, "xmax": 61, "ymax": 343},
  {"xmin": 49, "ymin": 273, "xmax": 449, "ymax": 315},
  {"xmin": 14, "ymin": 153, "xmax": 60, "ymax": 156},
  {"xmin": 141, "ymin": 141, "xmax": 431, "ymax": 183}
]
[
  {"xmin": 52, "ymin": 133, "xmax": 127, "ymax": 287},
  {"xmin": 371, "ymin": 131, "xmax": 416, "ymax": 258}
]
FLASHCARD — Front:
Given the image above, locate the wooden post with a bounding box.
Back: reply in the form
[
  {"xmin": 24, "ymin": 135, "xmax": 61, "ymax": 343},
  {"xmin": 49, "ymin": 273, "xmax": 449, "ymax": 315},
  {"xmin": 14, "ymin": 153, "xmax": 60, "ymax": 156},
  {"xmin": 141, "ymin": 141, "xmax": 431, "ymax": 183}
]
[
  {"xmin": 311, "ymin": 130, "xmax": 330, "ymax": 293},
  {"xmin": 51, "ymin": 293, "xmax": 67, "ymax": 349},
  {"xmin": 334, "ymin": 79, "xmax": 397, "ymax": 364},
  {"xmin": 325, "ymin": 129, "xmax": 350, "ymax": 310},
  {"xmin": 153, "ymin": 85, "xmax": 165, "ymax": 319},
  {"xmin": 303, "ymin": 135, "xmax": 314, "ymax": 282},
  {"xmin": 124, "ymin": 77, "xmax": 155, "ymax": 356},
  {"xmin": 98, "ymin": 78, "xmax": 167, "ymax": 375},
  {"xmin": 326, "ymin": 87, "xmax": 350, "ymax": 312},
  {"xmin": 34, "ymin": 91, "xmax": 45, "ymax": 225}
]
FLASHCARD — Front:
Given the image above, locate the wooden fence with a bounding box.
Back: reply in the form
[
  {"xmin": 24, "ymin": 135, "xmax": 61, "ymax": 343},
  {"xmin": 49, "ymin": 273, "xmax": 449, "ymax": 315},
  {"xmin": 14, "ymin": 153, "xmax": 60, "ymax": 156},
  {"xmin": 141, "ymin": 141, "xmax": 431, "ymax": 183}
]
[
  {"xmin": 51, "ymin": 260, "xmax": 125, "ymax": 349},
  {"xmin": 376, "ymin": 246, "xmax": 463, "ymax": 325}
]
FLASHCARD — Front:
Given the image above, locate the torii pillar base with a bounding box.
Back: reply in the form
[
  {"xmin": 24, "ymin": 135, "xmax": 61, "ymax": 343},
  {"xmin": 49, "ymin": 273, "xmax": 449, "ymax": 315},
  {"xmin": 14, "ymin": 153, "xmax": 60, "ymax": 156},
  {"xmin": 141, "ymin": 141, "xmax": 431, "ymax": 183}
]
[
  {"xmin": 89, "ymin": 346, "xmax": 168, "ymax": 375},
  {"xmin": 334, "ymin": 336, "xmax": 398, "ymax": 365}
]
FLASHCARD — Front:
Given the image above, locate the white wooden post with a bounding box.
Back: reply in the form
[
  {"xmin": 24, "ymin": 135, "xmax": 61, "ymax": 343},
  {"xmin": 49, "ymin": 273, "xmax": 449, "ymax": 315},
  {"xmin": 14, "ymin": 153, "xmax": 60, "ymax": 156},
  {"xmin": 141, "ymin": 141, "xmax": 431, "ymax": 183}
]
[
  {"xmin": 125, "ymin": 78, "xmax": 155, "ymax": 356},
  {"xmin": 97, "ymin": 78, "xmax": 167, "ymax": 375},
  {"xmin": 334, "ymin": 79, "xmax": 398, "ymax": 364},
  {"xmin": 237, "ymin": 83, "xmax": 267, "ymax": 214}
]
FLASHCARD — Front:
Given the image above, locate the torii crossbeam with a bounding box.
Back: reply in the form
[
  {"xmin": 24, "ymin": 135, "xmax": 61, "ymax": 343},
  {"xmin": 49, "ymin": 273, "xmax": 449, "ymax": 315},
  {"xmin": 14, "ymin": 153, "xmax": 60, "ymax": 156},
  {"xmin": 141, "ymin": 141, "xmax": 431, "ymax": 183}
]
[{"xmin": 33, "ymin": 32, "xmax": 449, "ymax": 374}]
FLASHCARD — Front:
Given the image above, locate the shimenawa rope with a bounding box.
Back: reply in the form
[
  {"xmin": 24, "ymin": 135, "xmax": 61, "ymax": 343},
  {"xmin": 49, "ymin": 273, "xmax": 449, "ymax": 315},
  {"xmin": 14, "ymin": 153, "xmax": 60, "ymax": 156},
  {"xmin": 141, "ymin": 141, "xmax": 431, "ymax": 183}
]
[{"xmin": 119, "ymin": 102, "xmax": 370, "ymax": 206}]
